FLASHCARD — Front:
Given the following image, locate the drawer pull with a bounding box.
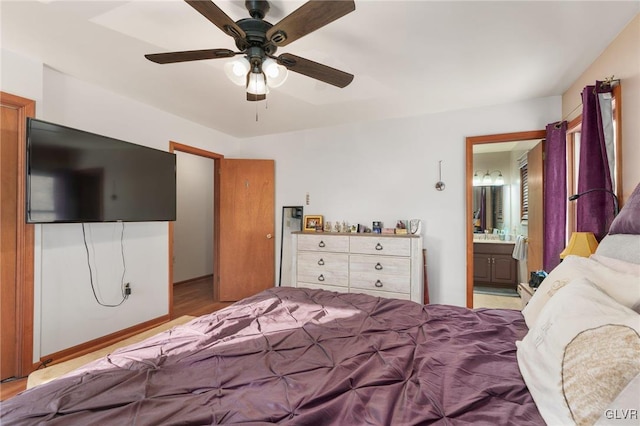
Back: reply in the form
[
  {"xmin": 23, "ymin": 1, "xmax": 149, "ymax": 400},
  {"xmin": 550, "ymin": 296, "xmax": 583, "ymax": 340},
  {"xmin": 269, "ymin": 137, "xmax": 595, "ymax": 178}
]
[
  {"xmin": 375, "ymin": 243, "xmax": 383, "ymax": 251},
  {"xmin": 318, "ymin": 241, "xmax": 326, "ymax": 248},
  {"xmin": 318, "ymin": 274, "xmax": 325, "ymax": 282},
  {"xmin": 375, "ymin": 263, "xmax": 383, "ymax": 270},
  {"xmin": 374, "ymin": 280, "xmax": 383, "ymax": 288},
  {"xmin": 318, "ymin": 258, "xmax": 325, "ymax": 266}
]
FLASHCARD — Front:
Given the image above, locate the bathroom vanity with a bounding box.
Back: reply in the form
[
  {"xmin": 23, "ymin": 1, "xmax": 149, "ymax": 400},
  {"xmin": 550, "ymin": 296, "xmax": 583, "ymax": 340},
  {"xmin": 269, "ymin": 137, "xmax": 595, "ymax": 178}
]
[{"xmin": 473, "ymin": 240, "xmax": 517, "ymax": 290}]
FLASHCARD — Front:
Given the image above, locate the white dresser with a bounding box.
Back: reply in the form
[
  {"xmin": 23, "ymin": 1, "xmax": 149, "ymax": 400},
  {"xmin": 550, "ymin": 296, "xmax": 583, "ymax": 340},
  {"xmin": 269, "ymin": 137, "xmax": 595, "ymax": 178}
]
[{"xmin": 291, "ymin": 232, "xmax": 423, "ymax": 303}]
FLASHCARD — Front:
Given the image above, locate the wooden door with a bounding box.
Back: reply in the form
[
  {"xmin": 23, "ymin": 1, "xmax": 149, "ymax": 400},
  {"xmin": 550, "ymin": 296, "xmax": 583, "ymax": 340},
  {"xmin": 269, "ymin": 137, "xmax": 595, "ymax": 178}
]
[
  {"xmin": 1, "ymin": 92, "xmax": 35, "ymax": 381},
  {"xmin": 527, "ymin": 141, "xmax": 545, "ymax": 273},
  {"xmin": 217, "ymin": 159, "xmax": 275, "ymax": 301}
]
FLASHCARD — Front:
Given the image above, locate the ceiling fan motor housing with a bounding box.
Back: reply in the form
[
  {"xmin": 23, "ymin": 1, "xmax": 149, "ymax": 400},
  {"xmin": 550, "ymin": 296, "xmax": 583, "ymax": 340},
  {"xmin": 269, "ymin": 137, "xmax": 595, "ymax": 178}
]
[{"xmin": 236, "ymin": 18, "xmax": 277, "ymax": 56}]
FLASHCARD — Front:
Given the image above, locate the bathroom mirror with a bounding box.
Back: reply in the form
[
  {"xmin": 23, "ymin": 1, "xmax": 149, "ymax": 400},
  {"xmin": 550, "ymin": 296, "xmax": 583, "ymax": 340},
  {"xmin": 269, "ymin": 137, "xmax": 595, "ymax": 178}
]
[
  {"xmin": 472, "ymin": 185, "xmax": 505, "ymax": 233},
  {"xmin": 278, "ymin": 206, "xmax": 303, "ymax": 287}
]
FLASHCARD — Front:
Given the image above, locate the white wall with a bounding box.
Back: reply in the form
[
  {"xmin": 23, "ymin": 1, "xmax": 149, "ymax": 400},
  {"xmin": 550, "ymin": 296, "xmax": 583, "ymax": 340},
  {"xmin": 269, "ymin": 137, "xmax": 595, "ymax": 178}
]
[
  {"xmin": 1, "ymin": 48, "xmax": 240, "ymax": 357},
  {"xmin": 174, "ymin": 151, "xmax": 214, "ymax": 283},
  {"xmin": 562, "ymin": 14, "xmax": 640, "ymax": 201},
  {"xmin": 234, "ymin": 97, "xmax": 561, "ymax": 306},
  {"xmin": 1, "ymin": 47, "xmax": 562, "ymax": 353}
]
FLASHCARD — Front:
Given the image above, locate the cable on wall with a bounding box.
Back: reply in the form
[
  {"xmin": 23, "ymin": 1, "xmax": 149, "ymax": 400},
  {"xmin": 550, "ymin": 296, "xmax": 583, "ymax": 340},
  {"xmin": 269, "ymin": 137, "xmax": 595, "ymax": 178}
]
[{"xmin": 82, "ymin": 222, "xmax": 129, "ymax": 307}]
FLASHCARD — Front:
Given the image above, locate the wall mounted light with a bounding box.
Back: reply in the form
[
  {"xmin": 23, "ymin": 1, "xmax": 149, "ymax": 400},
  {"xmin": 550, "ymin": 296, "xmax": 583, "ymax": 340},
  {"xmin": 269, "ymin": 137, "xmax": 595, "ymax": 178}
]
[
  {"xmin": 473, "ymin": 170, "xmax": 504, "ymax": 186},
  {"xmin": 569, "ymin": 188, "xmax": 619, "ymax": 216}
]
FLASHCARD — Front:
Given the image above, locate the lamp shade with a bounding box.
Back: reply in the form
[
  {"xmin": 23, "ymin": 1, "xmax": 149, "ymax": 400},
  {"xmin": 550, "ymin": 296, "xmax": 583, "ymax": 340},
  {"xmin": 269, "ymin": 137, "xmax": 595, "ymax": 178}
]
[
  {"xmin": 473, "ymin": 172, "xmax": 481, "ymax": 186},
  {"xmin": 224, "ymin": 58, "xmax": 250, "ymax": 86},
  {"xmin": 482, "ymin": 172, "xmax": 492, "ymax": 185},
  {"xmin": 559, "ymin": 232, "xmax": 599, "ymax": 259},
  {"xmin": 262, "ymin": 58, "xmax": 288, "ymax": 88},
  {"xmin": 246, "ymin": 72, "xmax": 267, "ymax": 95}
]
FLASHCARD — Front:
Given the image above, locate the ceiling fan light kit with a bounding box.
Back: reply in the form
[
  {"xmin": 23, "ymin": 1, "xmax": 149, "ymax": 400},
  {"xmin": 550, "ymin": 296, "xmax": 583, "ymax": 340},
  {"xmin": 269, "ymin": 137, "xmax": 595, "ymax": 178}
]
[{"xmin": 145, "ymin": 0, "xmax": 356, "ymax": 102}]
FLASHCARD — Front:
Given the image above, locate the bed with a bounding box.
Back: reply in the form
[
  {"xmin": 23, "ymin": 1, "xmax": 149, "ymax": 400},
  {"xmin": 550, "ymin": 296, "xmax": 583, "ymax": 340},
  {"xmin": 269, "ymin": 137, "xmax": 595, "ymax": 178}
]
[{"xmin": 2, "ymin": 185, "xmax": 639, "ymax": 425}]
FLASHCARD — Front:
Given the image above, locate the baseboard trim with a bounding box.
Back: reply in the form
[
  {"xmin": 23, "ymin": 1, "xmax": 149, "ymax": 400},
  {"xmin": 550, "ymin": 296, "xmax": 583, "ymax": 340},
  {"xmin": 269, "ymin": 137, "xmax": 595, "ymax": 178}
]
[
  {"xmin": 173, "ymin": 274, "xmax": 213, "ymax": 286},
  {"xmin": 39, "ymin": 314, "xmax": 171, "ymax": 367}
]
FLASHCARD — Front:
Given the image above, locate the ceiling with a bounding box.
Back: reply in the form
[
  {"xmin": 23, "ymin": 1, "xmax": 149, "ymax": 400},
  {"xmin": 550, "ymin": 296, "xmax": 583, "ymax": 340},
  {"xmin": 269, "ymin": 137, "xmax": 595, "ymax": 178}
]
[{"xmin": 2, "ymin": 1, "xmax": 638, "ymax": 139}]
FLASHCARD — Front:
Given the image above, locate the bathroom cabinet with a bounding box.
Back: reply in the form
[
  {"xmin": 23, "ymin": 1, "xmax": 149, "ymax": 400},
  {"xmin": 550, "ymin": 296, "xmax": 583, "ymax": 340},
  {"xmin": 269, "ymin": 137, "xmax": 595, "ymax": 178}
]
[{"xmin": 473, "ymin": 242, "xmax": 517, "ymax": 290}]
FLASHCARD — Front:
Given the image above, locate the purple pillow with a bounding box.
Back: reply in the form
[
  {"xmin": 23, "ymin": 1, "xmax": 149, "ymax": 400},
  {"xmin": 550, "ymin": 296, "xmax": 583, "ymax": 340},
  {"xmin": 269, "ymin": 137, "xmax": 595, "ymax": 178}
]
[{"xmin": 609, "ymin": 183, "xmax": 640, "ymax": 235}]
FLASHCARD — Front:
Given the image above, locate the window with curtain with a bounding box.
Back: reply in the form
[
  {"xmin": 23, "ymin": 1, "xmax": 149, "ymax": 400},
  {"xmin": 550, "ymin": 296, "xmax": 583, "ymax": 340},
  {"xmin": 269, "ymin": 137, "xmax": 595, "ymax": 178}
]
[{"xmin": 565, "ymin": 82, "xmax": 621, "ymax": 239}]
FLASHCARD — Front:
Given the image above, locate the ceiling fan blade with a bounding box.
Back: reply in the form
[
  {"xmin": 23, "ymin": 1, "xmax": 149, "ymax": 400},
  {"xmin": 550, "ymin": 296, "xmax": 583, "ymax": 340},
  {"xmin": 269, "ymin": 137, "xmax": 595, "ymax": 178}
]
[
  {"xmin": 266, "ymin": 0, "xmax": 355, "ymax": 47},
  {"xmin": 184, "ymin": 0, "xmax": 246, "ymax": 39},
  {"xmin": 145, "ymin": 48, "xmax": 237, "ymax": 64},
  {"xmin": 277, "ymin": 53, "xmax": 354, "ymax": 88}
]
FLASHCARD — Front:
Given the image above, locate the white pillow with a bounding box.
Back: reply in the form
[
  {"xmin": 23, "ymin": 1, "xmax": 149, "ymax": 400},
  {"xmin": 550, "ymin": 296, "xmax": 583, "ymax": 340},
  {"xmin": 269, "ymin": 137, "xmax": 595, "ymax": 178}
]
[
  {"xmin": 517, "ymin": 278, "xmax": 640, "ymax": 426},
  {"xmin": 590, "ymin": 254, "xmax": 640, "ymax": 276},
  {"xmin": 521, "ymin": 255, "xmax": 640, "ymax": 329},
  {"xmin": 595, "ymin": 234, "xmax": 640, "ymax": 265}
]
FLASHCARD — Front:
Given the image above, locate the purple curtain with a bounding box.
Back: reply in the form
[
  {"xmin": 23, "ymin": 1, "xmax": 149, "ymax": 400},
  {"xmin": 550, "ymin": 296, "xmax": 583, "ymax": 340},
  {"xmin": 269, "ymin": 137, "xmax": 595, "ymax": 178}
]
[
  {"xmin": 576, "ymin": 82, "xmax": 615, "ymax": 240},
  {"xmin": 543, "ymin": 121, "xmax": 566, "ymax": 271}
]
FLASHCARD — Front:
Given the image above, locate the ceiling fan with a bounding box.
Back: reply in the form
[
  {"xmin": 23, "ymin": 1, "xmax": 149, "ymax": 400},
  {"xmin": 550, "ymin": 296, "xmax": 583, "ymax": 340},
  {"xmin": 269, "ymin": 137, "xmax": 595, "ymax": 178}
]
[{"xmin": 145, "ymin": 0, "xmax": 355, "ymax": 101}]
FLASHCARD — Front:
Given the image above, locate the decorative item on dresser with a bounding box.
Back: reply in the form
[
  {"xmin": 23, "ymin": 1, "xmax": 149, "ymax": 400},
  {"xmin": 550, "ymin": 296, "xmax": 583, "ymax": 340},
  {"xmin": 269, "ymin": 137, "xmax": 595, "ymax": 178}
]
[{"xmin": 291, "ymin": 232, "xmax": 423, "ymax": 303}]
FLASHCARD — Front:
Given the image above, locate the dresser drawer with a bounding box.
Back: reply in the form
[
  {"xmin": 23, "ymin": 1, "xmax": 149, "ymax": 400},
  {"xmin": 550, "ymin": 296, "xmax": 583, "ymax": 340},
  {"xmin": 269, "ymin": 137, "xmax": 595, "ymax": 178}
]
[
  {"xmin": 297, "ymin": 282, "xmax": 347, "ymax": 294},
  {"xmin": 350, "ymin": 287, "xmax": 411, "ymax": 301},
  {"xmin": 298, "ymin": 234, "xmax": 349, "ymax": 253},
  {"xmin": 349, "ymin": 236, "xmax": 411, "ymax": 256},
  {"xmin": 349, "ymin": 255, "xmax": 411, "ymax": 277},
  {"xmin": 297, "ymin": 252, "xmax": 348, "ymax": 287},
  {"xmin": 349, "ymin": 255, "xmax": 411, "ymax": 294}
]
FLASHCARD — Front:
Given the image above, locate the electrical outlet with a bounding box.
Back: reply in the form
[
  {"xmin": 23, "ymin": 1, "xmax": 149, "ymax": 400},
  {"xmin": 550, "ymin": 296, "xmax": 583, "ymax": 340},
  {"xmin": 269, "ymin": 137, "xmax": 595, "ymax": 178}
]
[{"xmin": 125, "ymin": 283, "xmax": 132, "ymax": 296}]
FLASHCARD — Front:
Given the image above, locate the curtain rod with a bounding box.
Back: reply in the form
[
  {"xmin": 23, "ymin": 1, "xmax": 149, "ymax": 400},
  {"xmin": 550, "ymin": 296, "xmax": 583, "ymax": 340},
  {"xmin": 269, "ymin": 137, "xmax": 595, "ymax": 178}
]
[{"xmin": 553, "ymin": 76, "xmax": 620, "ymax": 128}]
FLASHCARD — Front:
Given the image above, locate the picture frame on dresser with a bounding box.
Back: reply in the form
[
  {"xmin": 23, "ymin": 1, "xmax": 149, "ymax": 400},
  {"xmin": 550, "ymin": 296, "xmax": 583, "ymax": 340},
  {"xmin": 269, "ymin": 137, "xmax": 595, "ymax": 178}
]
[{"xmin": 303, "ymin": 215, "xmax": 323, "ymax": 232}]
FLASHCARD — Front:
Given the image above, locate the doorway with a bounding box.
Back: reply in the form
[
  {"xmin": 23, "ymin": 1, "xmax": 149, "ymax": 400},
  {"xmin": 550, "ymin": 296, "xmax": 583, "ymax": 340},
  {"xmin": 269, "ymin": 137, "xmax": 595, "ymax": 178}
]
[
  {"xmin": 169, "ymin": 142, "xmax": 222, "ymax": 319},
  {"xmin": 466, "ymin": 130, "xmax": 546, "ymax": 309},
  {"xmin": 0, "ymin": 92, "xmax": 35, "ymax": 382}
]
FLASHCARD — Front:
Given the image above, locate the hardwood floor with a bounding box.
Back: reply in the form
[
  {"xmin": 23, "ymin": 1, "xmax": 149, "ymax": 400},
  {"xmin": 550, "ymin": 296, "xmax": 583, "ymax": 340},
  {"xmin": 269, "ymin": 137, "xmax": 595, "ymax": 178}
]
[
  {"xmin": 0, "ymin": 378, "xmax": 28, "ymax": 401},
  {"xmin": 0, "ymin": 276, "xmax": 231, "ymax": 402},
  {"xmin": 173, "ymin": 275, "xmax": 233, "ymax": 318}
]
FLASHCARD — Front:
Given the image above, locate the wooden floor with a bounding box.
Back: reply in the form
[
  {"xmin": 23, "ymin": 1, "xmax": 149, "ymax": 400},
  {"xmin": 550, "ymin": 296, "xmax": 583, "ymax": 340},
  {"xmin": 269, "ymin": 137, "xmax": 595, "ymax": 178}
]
[
  {"xmin": 0, "ymin": 276, "xmax": 230, "ymax": 401},
  {"xmin": 173, "ymin": 275, "xmax": 233, "ymax": 318}
]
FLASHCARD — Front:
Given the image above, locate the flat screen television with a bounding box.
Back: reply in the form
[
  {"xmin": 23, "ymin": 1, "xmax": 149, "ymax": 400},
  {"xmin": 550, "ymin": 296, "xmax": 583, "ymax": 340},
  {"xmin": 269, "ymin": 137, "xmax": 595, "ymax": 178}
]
[{"xmin": 26, "ymin": 118, "xmax": 176, "ymax": 223}]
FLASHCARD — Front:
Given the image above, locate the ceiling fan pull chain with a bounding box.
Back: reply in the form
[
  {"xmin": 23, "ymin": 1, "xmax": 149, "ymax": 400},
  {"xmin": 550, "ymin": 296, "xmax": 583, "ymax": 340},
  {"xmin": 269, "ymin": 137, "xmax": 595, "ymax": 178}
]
[{"xmin": 256, "ymin": 103, "xmax": 259, "ymax": 122}]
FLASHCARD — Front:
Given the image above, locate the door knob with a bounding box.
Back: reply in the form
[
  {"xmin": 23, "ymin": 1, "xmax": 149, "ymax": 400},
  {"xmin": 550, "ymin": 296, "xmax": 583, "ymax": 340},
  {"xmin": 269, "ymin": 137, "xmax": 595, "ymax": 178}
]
[{"xmin": 266, "ymin": 233, "xmax": 272, "ymax": 239}]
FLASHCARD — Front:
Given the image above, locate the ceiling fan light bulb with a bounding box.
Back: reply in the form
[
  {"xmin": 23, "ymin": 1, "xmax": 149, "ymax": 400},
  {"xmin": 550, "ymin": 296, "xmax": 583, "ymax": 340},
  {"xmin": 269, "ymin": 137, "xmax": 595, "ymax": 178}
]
[
  {"xmin": 266, "ymin": 65, "xmax": 288, "ymax": 88},
  {"xmin": 262, "ymin": 58, "xmax": 279, "ymax": 78},
  {"xmin": 232, "ymin": 61, "xmax": 248, "ymax": 76},
  {"xmin": 224, "ymin": 58, "xmax": 250, "ymax": 86},
  {"xmin": 247, "ymin": 72, "xmax": 267, "ymax": 95}
]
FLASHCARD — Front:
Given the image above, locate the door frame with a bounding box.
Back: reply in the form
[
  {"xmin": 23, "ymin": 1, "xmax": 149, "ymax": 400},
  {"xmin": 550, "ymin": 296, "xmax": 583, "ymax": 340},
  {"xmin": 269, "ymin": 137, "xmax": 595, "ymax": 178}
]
[
  {"xmin": 465, "ymin": 130, "xmax": 546, "ymax": 308},
  {"xmin": 1, "ymin": 92, "xmax": 36, "ymax": 377},
  {"xmin": 168, "ymin": 142, "xmax": 223, "ymax": 319}
]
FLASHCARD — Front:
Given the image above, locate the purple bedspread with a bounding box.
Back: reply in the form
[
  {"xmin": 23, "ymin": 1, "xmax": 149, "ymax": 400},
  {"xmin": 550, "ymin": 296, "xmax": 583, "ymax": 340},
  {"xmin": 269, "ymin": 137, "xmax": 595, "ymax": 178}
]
[{"xmin": 2, "ymin": 287, "xmax": 543, "ymax": 425}]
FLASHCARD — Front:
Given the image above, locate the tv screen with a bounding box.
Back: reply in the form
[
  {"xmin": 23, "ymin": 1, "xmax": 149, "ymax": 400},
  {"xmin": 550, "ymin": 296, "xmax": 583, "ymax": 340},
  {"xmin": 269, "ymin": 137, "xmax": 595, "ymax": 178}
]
[{"xmin": 26, "ymin": 118, "xmax": 176, "ymax": 223}]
